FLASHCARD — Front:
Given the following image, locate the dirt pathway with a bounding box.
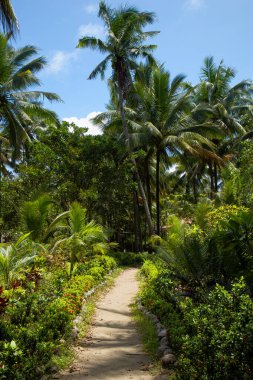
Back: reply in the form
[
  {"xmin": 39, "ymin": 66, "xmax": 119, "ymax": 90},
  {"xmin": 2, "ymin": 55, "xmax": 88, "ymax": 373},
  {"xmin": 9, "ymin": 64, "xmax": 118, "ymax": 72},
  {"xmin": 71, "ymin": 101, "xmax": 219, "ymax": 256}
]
[{"xmin": 58, "ymin": 268, "xmax": 166, "ymax": 380}]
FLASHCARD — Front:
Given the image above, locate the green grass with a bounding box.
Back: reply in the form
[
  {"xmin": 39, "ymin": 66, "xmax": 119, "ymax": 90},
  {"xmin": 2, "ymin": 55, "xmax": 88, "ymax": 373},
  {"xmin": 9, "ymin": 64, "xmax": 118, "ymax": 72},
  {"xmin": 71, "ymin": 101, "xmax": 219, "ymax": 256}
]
[
  {"xmin": 51, "ymin": 345, "xmax": 75, "ymax": 371},
  {"xmin": 132, "ymin": 303, "xmax": 159, "ymax": 360}
]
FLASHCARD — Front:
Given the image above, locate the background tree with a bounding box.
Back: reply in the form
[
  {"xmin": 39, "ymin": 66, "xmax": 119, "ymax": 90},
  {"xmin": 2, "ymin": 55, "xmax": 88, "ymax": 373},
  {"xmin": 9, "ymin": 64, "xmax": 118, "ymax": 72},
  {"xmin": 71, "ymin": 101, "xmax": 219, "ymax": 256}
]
[
  {"xmin": 77, "ymin": 0, "xmax": 159, "ymax": 235},
  {"xmin": 0, "ymin": 0, "xmax": 18, "ymax": 36}
]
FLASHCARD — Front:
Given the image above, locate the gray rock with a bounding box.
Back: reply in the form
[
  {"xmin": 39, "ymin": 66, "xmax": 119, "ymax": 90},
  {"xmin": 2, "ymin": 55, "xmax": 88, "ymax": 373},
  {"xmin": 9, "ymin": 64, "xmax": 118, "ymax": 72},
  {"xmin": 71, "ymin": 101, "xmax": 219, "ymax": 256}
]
[
  {"xmin": 158, "ymin": 329, "xmax": 167, "ymax": 338},
  {"xmin": 156, "ymin": 322, "xmax": 162, "ymax": 331},
  {"xmin": 149, "ymin": 314, "xmax": 159, "ymax": 323},
  {"xmin": 163, "ymin": 347, "xmax": 173, "ymax": 355},
  {"xmin": 161, "ymin": 353, "xmax": 176, "ymax": 367},
  {"xmin": 50, "ymin": 365, "xmax": 59, "ymax": 374},
  {"xmin": 138, "ymin": 304, "xmax": 145, "ymax": 312},
  {"xmin": 72, "ymin": 326, "xmax": 79, "ymax": 339},
  {"xmin": 158, "ymin": 344, "xmax": 167, "ymax": 356},
  {"xmin": 160, "ymin": 336, "xmax": 169, "ymax": 346},
  {"xmin": 73, "ymin": 316, "xmax": 81, "ymax": 325}
]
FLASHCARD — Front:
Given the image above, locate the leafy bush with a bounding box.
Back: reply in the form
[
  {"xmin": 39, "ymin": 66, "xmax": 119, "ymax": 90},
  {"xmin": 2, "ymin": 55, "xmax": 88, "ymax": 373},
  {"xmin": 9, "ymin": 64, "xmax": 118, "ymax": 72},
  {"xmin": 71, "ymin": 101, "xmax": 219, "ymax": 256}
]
[
  {"xmin": 62, "ymin": 275, "xmax": 96, "ymax": 315},
  {"xmin": 207, "ymin": 204, "xmax": 248, "ymax": 231},
  {"xmin": 140, "ymin": 260, "xmax": 159, "ymax": 281},
  {"xmin": 87, "ymin": 266, "xmax": 105, "ymax": 282},
  {"xmin": 110, "ymin": 251, "xmax": 149, "ymax": 266},
  {"xmin": 177, "ymin": 279, "xmax": 253, "ymax": 380},
  {"xmin": 0, "ymin": 253, "xmax": 118, "ymax": 379}
]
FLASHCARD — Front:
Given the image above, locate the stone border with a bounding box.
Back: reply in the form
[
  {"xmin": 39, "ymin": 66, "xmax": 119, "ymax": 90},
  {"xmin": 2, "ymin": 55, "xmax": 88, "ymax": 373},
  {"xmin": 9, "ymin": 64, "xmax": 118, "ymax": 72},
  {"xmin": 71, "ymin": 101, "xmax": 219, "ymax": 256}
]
[{"xmin": 136, "ymin": 298, "xmax": 176, "ymax": 368}]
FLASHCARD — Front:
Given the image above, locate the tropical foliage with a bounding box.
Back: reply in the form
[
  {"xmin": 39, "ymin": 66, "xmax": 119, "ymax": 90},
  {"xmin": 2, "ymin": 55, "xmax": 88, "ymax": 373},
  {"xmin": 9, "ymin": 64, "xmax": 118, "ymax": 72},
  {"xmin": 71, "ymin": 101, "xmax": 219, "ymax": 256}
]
[{"xmin": 2, "ymin": 1, "xmax": 253, "ymax": 379}]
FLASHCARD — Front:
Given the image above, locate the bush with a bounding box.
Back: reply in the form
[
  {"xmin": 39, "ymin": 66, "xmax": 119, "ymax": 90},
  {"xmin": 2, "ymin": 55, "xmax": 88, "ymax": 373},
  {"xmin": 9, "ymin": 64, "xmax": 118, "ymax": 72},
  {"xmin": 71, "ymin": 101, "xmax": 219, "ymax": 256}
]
[
  {"xmin": 140, "ymin": 260, "xmax": 159, "ymax": 281},
  {"xmin": 110, "ymin": 251, "xmax": 148, "ymax": 266},
  {"xmin": 62, "ymin": 275, "xmax": 96, "ymax": 315},
  {"xmin": 87, "ymin": 266, "xmax": 105, "ymax": 282},
  {"xmin": 207, "ymin": 204, "xmax": 248, "ymax": 232},
  {"xmin": 177, "ymin": 279, "xmax": 253, "ymax": 380},
  {"xmin": 0, "ymin": 254, "xmax": 118, "ymax": 379}
]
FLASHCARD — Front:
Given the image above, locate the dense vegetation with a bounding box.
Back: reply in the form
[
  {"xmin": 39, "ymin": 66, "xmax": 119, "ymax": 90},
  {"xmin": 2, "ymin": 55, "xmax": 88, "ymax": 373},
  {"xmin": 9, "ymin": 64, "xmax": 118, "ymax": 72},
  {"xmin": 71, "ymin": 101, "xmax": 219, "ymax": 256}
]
[{"xmin": 1, "ymin": 1, "xmax": 253, "ymax": 379}]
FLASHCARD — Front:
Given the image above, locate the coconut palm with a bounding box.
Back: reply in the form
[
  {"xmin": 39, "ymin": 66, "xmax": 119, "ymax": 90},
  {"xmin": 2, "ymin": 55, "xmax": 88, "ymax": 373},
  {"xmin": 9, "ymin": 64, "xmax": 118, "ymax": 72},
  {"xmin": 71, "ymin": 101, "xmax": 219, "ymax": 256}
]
[
  {"xmin": 48, "ymin": 202, "xmax": 110, "ymax": 276},
  {"xmin": 21, "ymin": 195, "xmax": 54, "ymax": 242},
  {"xmin": 192, "ymin": 57, "xmax": 253, "ymax": 195},
  {"xmin": 126, "ymin": 65, "xmax": 217, "ymax": 234},
  {"xmin": 0, "ymin": 0, "xmax": 18, "ymax": 36},
  {"xmin": 0, "ymin": 232, "xmax": 35, "ymax": 288},
  {"xmin": 0, "ymin": 34, "xmax": 61, "ymax": 167},
  {"xmin": 77, "ymin": 1, "xmax": 159, "ymax": 235}
]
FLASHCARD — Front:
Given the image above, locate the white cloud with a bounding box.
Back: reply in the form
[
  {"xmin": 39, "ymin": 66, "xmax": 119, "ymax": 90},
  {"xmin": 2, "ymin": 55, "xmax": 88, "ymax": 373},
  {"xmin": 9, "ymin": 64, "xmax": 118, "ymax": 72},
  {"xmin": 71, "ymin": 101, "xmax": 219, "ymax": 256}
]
[
  {"xmin": 185, "ymin": 0, "xmax": 204, "ymax": 10},
  {"xmin": 63, "ymin": 112, "xmax": 103, "ymax": 135},
  {"xmin": 84, "ymin": 3, "xmax": 98, "ymax": 14},
  {"xmin": 78, "ymin": 23, "xmax": 105, "ymax": 38},
  {"xmin": 46, "ymin": 50, "xmax": 79, "ymax": 74}
]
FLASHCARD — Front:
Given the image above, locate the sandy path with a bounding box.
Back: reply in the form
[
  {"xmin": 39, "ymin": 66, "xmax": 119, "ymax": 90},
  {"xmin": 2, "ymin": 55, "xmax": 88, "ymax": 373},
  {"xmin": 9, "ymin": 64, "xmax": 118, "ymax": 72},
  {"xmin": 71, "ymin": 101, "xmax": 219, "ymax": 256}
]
[{"xmin": 58, "ymin": 268, "xmax": 165, "ymax": 380}]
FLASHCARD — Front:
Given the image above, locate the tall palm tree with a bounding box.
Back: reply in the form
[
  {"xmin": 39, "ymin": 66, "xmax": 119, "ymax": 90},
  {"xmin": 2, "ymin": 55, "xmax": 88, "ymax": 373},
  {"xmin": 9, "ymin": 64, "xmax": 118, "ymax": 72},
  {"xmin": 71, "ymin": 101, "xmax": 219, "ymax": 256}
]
[
  {"xmin": 127, "ymin": 65, "xmax": 216, "ymax": 234},
  {"xmin": 77, "ymin": 1, "xmax": 159, "ymax": 235},
  {"xmin": 0, "ymin": 0, "xmax": 18, "ymax": 36},
  {"xmin": 192, "ymin": 57, "xmax": 253, "ymax": 196},
  {"xmin": 0, "ymin": 34, "xmax": 61, "ymax": 166}
]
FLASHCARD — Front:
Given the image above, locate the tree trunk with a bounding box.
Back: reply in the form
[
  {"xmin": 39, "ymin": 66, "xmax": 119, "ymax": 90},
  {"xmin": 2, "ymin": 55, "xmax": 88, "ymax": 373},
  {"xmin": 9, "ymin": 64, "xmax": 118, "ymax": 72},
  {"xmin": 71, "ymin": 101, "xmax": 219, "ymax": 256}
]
[
  {"xmin": 209, "ymin": 162, "xmax": 215, "ymax": 199},
  {"xmin": 214, "ymin": 162, "xmax": 218, "ymax": 192},
  {"xmin": 136, "ymin": 194, "xmax": 143, "ymax": 252},
  {"xmin": 0, "ymin": 140, "xmax": 2, "ymax": 243},
  {"xmin": 193, "ymin": 177, "xmax": 198, "ymax": 203},
  {"xmin": 145, "ymin": 155, "xmax": 152, "ymax": 218},
  {"xmin": 117, "ymin": 76, "xmax": 153, "ymax": 236},
  {"xmin": 156, "ymin": 149, "xmax": 160, "ymax": 235},
  {"xmin": 133, "ymin": 191, "xmax": 139, "ymax": 252}
]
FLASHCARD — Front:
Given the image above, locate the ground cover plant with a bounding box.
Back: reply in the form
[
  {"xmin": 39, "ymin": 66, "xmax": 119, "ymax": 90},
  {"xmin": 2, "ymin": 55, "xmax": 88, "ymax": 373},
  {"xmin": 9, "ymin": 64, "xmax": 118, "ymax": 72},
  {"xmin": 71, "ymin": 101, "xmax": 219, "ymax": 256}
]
[{"xmin": 0, "ymin": 200, "xmax": 117, "ymax": 379}]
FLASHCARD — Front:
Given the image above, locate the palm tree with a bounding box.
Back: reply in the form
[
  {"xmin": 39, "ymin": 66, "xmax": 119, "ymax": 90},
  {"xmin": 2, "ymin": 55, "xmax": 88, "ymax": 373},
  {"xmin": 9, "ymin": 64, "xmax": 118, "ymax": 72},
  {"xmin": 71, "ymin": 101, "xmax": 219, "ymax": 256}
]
[
  {"xmin": 21, "ymin": 195, "xmax": 53, "ymax": 242},
  {"xmin": 126, "ymin": 65, "xmax": 216, "ymax": 234},
  {"xmin": 0, "ymin": 0, "xmax": 18, "ymax": 36},
  {"xmin": 48, "ymin": 202, "xmax": 110, "ymax": 276},
  {"xmin": 0, "ymin": 34, "xmax": 61, "ymax": 167},
  {"xmin": 0, "ymin": 233, "xmax": 35, "ymax": 288},
  {"xmin": 192, "ymin": 57, "xmax": 253, "ymax": 196},
  {"xmin": 77, "ymin": 1, "xmax": 159, "ymax": 235}
]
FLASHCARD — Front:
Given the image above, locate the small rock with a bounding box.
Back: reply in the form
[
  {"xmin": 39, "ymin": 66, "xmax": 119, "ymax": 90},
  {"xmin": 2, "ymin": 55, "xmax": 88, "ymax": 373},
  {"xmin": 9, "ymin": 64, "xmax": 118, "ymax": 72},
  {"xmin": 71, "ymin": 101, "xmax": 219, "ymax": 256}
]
[
  {"xmin": 156, "ymin": 323, "xmax": 162, "ymax": 331},
  {"xmin": 50, "ymin": 365, "xmax": 59, "ymax": 374},
  {"xmin": 158, "ymin": 329, "xmax": 167, "ymax": 338},
  {"xmin": 72, "ymin": 326, "xmax": 79, "ymax": 339},
  {"xmin": 161, "ymin": 353, "xmax": 176, "ymax": 367},
  {"xmin": 163, "ymin": 347, "xmax": 173, "ymax": 355},
  {"xmin": 149, "ymin": 314, "xmax": 159, "ymax": 323},
  {"xmin": 160, "ymin": 336, "xmax": 169, "ymax": 346},
  {"xmin": 158, "ymin": 343, "xmax": 168, "ymax": 356}
]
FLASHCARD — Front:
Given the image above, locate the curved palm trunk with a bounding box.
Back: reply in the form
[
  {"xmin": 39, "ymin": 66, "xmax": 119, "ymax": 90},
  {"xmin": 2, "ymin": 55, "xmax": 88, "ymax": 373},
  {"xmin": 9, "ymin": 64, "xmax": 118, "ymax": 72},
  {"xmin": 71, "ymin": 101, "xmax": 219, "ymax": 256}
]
[
  {"xmin": 145, "ymin": 155, "xmax": 152, "ymax": 218},
  {"xmin": 156, "ymin": 149, "xmax": 160, "ymax": 235},
  {"xmin": 117, "ymin": 75, "xmax": 153, "ymax": 236},
  {"xmin": 214, "ymin": 162, "xmax": 218, "ymax": 192},
  {"xmin": 209, "ymin": 162, "xmax": 215, "ymax": 199}
]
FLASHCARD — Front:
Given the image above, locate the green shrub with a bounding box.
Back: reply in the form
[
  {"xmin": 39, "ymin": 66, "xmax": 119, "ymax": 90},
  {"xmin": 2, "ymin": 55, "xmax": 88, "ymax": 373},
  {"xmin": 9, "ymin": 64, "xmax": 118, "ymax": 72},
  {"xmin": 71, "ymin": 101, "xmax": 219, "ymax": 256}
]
[
  {"xmin": 62, "ymin": 274, "xmax": 96, "ymax": 314},
  {"xmin": 207, "ymin": 204, "xmax": 248, "ymax": 232},
  {"xmin": 140, "ymin": 260, "xmax": 159, "ymax": 281},
  {"xmin": 87, "ymin": 266, "xmax": 105, "ymax": 282},
  {"xmin": 177, "ymin": 278, "xmax": 253, "ymax": 380},
  {"xmin": 0, "ymin": 254, "xmax": 117, "ymax": 379},
  {"xmin": 110, "ymin": 251, "xmax": 148, "ymax": 266},
  {"xmin": 41, "ymin": 298, "xmax": 73, "ymax": 340}
]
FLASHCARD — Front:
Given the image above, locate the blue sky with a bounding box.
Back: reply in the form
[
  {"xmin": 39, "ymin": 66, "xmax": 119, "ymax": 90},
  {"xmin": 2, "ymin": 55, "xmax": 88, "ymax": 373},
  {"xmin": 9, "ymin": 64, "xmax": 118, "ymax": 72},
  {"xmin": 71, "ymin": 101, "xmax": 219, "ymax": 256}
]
[{"xmin": 11, "ymin": 0, "xmax": 253, "ymax": 133}]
